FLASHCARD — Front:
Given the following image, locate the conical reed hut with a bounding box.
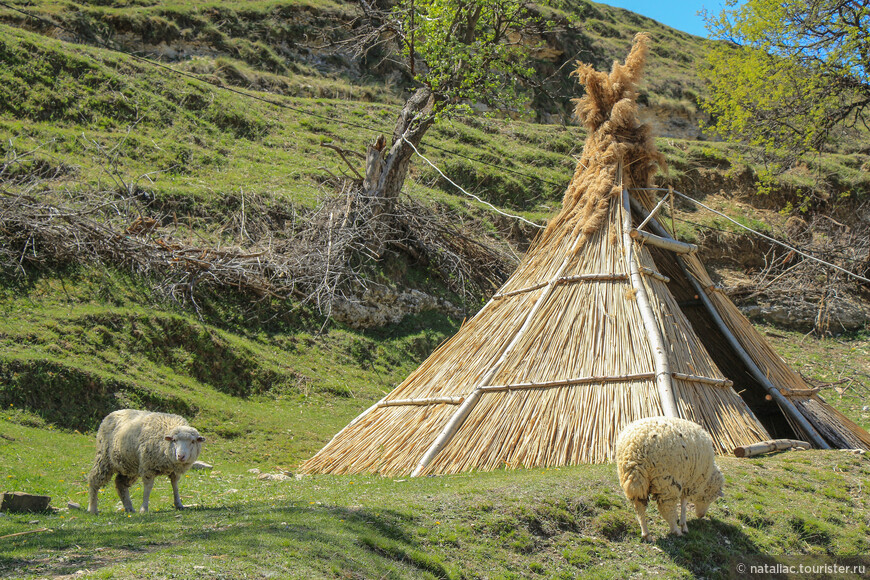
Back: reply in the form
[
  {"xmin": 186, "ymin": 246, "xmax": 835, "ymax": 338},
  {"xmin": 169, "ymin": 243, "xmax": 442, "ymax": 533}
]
[{"xmin": 301, "ymin": 34, "xmax": 870, "ymax": 477}]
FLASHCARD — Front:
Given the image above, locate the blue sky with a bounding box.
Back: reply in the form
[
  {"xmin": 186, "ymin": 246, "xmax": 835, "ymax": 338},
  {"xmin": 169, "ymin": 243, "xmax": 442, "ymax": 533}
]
[{"xmin": 598, "ymin": 0, "xmax": 726, "ymax": 38}]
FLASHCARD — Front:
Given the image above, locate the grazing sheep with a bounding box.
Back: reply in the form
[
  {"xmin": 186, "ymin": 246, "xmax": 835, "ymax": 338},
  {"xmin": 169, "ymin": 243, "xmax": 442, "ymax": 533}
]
[
  {"xmin": 615, "ymin": 416, "xmax": 724, "ymax": 541},
  {"xmin": 88, "ymin": 409, "xmax": 205, "ymax": 514}
]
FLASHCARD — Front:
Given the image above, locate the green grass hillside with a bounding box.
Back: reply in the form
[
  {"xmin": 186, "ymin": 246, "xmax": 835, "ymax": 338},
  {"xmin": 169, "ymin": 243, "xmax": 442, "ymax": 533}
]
[
  {"xmin": 2, "ymin": 428, "xmax": 870, "ymax": 578},
  {"xmin": 1, "ymin": 0, "xmax": 869, "ymax": 578}
]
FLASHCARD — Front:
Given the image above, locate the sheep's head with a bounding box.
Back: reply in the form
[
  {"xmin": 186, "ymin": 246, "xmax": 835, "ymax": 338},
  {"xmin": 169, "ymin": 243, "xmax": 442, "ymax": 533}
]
[
  {"xmin": 164, "ymin": 426, "xmax": 205, "ymax": 465},
  {"xmin": 693, "ymin": 466, "xmax": 725, "ymax": 518}
]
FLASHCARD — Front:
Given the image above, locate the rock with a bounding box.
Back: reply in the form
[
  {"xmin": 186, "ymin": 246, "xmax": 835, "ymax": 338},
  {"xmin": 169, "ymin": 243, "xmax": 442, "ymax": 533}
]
[
  {"xmin": 739, "ymin": 296, "xmax": 869, "ymax": 333},
  {"xmin": 0, "ymin": 492, "xmax": 51, "ymax": 513},
  {"xmin": 248, "ymin": 468, "xmax": 261, "ymax": 475},
  {"xmin": 329, "ymin": 287, "xmax": 463, "ymax": 329},
  {"xmin": 190, "ymin": 461, "xmax": 213, "ymax": 470},
  {"xmin": 257, "ymin": 473, "xmax": 293, "ymax": 482},
  {"xmin": 67, "ymin": 502, "xmax": 82, "ymax": 511}
]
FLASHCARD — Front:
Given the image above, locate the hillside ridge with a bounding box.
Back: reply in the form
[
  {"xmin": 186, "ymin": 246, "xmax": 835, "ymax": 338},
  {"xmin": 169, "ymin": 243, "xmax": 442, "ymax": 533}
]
[{"xmin": 0, "ymin": 0, "xmax": 867, "ymax": 443}]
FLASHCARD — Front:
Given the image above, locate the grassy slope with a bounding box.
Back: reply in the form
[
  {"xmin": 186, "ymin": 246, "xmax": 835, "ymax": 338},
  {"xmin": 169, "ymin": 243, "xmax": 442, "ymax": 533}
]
[
  {"xmin": 0, "ymin": 267, "xmax": 462, "ymax": 466},
  {"xmin": 1, "ymin": 425, "xmax": 869, "ymax": 579},
  {"xmin": 0, "ymin": 1, "xmax": 869, "ymax": 578}
]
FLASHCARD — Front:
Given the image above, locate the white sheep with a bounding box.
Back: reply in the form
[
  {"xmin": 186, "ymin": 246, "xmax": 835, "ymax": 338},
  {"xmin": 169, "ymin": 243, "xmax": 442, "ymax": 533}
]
[
  {"xmin": 87, "ymin": 409, "xmax": 205, "ymax": 514},
  {"xmin": 615, "ymin": 416, "xmax": 724, "ymax": 541}
]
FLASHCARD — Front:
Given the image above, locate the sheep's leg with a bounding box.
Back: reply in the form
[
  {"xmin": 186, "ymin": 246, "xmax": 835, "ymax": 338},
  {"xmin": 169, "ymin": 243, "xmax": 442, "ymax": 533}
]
[
  {"xmin": 680, "ymin": 498, "xmax": 689, "ymax": 533},
  {"xmin": 140, "ymin": 476, "xmax": 155, "ymax": 513},
  {"xmin": 87, "ymin": 461, "xmax": 114, "ymax": 515},
  {"xmin": 632, "ymin": 499, "xmax": 652, "ymax": 542},
  {"xmin": 169, "ymin": 472, "xmax": 184, "ymax": 509},
  {"xmin": 87, "ymin": 486, "xmax": 100, "ymax": 515},
  {"xmin": 115, "ymin": 474, "xmax": 135, "ymax": 513},
  {"xmin": 657, "ymin": 497, "xmax": 682, "ymax": 536}
]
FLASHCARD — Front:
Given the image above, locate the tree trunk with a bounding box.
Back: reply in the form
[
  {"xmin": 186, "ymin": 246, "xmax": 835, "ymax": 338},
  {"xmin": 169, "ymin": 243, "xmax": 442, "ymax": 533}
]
[{"xmin": 364, "ymin": 86, "xmax": 436, "ymax": 222}]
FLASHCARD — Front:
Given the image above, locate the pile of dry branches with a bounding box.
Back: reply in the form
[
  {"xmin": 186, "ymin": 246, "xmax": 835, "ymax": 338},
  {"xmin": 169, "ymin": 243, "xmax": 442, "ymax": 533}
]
[
  {"xmin": 0, "ymin": 145, "xmax": 517, "ymax": 322},
  {"xmin": 737, "ymin": 210, "xmax": 870, "ymax": 335}
]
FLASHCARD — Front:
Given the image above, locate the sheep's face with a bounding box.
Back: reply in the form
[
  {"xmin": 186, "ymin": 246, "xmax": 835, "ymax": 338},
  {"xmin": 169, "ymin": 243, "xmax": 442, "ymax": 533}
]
[
  {"xmin": 693, "ymin": 467, "xmax": 725, "ymax": 518},
  {"xmin": 165, "ymin": 426, "xmax": 205, "ymax": 464}
]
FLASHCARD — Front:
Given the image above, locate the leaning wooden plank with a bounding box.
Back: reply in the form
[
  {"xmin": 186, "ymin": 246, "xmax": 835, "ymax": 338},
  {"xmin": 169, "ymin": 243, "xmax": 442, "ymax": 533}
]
[
  {"xmin": 734, "ymin": 439, "xmax": 811, "ymax": 457},
  {"xmin": 630, "ymin": 228, "xmax": 698, "ymax": 254}
]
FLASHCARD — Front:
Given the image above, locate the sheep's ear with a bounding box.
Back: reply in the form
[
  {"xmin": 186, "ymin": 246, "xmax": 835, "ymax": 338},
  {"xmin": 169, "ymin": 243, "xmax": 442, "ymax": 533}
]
[
  {"xmin": 165, "ymin": 436, "xmax": 174, "ymax": 442},
  {"xmin": 197, "ymin": 436, "xmax": 205, "ymax": 443}
]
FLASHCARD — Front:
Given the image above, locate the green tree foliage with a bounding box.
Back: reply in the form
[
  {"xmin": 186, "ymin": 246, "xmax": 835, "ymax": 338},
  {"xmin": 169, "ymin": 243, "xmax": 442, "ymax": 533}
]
[
  {"xmin": 353, "ymin": 0, "xmax": 545, "ymax": 212},
  {"xmin": 392, "ymin": 0, "xmax": 540, "ymax": 116},
  {"xmin": 701, "ymin": 0, "xmax": 869, "ymax": 166}
]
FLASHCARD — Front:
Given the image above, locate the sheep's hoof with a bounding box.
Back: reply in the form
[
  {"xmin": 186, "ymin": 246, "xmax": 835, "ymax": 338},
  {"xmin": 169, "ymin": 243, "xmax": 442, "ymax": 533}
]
[
  {"xmin": 641, "ymin": 534, "xmax": 653, "ymax": 543},
  {"xmin": 681, "ymin": 525, "xmax": 689, "ymax": 533}
]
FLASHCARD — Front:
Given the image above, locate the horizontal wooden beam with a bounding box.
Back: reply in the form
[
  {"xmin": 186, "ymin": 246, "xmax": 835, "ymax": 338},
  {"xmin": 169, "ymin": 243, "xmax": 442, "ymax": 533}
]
[
  {"xmin": 379, "ymin": 397, "xmax": 465, "ymax": 407},
  {"xmin": 630, "ymin": 228, "xmax": 698, "ymax": 254},
  {"xmin": 476, "ymin": 371, "xmax": 733, "ymax": 394},
  {"xmin": 671, "ymin": 372, "xmax": 733, "ymax": 388},
  {"xmin": 480, "ymin": 373, "xmax": 657, "ymax": 392},
  {"xmin": 492, "ymin": 273, "xmax": 629, "ymax": 300}
]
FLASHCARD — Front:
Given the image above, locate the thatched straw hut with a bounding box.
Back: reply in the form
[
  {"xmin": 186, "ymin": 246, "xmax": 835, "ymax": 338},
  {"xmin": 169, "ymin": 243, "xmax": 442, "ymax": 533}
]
[{"xmin": 300, "ymin": 34, "xmax": 870, "ymax": 476}]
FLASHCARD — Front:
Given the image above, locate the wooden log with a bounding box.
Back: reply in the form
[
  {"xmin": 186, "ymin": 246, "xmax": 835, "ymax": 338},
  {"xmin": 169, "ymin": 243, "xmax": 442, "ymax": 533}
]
[{"xmin": 734, "ymin": 439, "xmax": 811, "ymax": 457}]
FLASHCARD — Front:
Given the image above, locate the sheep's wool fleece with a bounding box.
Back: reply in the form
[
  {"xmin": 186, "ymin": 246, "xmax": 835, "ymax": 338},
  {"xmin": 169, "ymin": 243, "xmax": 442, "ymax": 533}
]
[
  {"xmin": 615, "ymin": 417, "xmax": 718, "ymax": 500},
  {"xmin": 97, "ymin": 409, "xmax": 202, "ymax": 478}
]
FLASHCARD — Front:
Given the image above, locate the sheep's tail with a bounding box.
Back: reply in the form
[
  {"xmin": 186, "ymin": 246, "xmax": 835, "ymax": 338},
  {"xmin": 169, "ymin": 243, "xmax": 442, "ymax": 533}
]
[{"xmin": 621, "ymin": 463, "xmax": 649, "ymax": 500}]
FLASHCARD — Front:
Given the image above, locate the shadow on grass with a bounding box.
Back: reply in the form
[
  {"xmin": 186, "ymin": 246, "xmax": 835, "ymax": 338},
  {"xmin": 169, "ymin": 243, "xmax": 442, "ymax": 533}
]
[
  {"xmin": 655, "ymin": 517, "xmax": 762, "ymax": 578},
  {"xmin": 0, "ymin": 501, "xmax": 437, "ymax": 579}
]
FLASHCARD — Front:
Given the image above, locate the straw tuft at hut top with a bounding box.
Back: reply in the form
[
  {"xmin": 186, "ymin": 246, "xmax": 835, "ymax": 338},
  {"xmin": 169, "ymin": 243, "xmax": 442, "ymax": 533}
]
[{"xmin": 300, "ymin": 34, "xmax": 870, "ymax": 477}]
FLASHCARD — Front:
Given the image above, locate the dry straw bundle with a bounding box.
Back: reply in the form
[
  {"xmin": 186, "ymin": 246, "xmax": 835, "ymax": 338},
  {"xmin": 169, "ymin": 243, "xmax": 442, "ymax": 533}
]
[{"xmin": 300, "ymin": 34, "xmax": 868, "ymax": 476}]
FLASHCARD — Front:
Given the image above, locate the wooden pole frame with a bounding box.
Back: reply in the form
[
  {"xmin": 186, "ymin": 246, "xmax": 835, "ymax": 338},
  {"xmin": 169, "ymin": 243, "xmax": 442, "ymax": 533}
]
[
  {"xmin": 412, "ymin": 199, "xmax": 601, "ymax": 476},
  {"xmin": 621, "ymin": 178, "xmax": 678, "ymax": 417},
  {"xmin": 627, "ymin": 196, "xmax": 830, "ymax": 449}
]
